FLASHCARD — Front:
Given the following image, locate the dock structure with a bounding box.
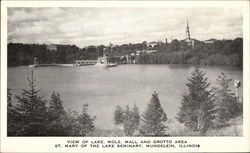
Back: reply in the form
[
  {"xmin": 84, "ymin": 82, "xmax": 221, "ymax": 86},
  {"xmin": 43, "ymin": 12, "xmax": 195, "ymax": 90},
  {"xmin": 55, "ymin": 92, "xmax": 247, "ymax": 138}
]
[
  {"xmin": 75, "ymin": 60, "xmax": 97, "ymax": 66},
  {"xmin": 29, "ymin": 57, "xmax": 74, "ymax": 67}
]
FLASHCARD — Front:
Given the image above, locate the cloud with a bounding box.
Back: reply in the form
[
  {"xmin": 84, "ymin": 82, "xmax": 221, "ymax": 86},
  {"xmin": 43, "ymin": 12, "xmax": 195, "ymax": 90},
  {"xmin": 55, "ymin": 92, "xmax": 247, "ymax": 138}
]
[{"xmin": 8, "ymin": 7, "xmax": 242, "ymax": 47}]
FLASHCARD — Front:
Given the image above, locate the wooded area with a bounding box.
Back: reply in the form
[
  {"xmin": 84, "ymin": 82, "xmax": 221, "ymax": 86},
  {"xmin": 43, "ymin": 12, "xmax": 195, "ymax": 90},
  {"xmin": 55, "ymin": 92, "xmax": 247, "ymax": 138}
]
[{"xmin": 8, "ymin": 38, "xmax": 243, "ymax": 68}]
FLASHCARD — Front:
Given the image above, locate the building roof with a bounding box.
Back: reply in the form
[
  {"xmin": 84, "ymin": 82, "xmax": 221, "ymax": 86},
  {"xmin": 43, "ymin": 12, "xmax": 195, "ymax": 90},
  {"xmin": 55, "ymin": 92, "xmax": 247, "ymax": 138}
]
[
  {"xmin": 205, "ymin": 38, "xmax": 218, "ymax": 42},
  {"xmin": 55, "ymin": 44, "xmax": 71, "ymax": 47}
]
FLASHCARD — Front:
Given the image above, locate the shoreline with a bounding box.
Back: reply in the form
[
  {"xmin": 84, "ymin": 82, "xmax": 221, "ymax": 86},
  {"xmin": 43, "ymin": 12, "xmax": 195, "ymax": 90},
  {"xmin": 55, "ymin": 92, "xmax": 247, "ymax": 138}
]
[
  {"xmin": 7, "ymin": 63, "xmax": 243, "ymax": 70},
  {"xmin": 29, "ymin": 63, "xmax": 75, "ymax": 67}
]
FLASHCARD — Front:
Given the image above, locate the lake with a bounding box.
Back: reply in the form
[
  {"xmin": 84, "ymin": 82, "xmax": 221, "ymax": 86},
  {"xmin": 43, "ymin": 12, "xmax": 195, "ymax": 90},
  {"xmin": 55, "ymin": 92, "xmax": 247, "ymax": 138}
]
[{"xmin": 7, "ymin": 64, "xmax": 243, "ymax": 129}]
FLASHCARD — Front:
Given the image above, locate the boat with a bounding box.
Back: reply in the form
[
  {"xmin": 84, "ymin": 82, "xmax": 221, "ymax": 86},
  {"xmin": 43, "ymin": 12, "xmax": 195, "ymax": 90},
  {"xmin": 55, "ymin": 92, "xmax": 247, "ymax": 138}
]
[{"xmin": 95, "ymin": 56, "xmax": 117, "ymax": 67}]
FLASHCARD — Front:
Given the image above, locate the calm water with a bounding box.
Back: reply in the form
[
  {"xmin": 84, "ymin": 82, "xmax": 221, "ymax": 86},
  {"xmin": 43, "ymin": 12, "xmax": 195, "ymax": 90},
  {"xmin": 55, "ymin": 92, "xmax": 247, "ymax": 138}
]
[{"xmin": 8, "ymin": 65, "xmax": 243, "ymax": 129}]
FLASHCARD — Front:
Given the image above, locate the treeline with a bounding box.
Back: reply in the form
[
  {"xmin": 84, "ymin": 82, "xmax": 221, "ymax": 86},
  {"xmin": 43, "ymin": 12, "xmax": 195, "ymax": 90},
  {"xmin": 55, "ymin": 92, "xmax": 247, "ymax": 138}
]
[
  {"xmin": 136, "ymin": 38, "xmax": 243, "ymax": 68},
  {"xmin": 8, "ymin": 38, "xmax": 243, "ymax": 67},
  {"xmin": 8, "ymin": 67, "xmax": 242, "ymax": 136},
  {"xmin": 7, "ymin": 42, "xmax": 145, "ymax": 66},
  {"xmin": 7, "ymin": 43, "xmax": 105, "ymax": 66}
]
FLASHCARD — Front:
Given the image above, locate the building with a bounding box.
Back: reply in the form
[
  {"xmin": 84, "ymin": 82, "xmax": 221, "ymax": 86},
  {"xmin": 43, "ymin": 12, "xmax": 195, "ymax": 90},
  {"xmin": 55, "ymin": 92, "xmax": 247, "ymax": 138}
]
[
  {"xmin": 204, "ymin": 38, "xmax": 218, "ymax": 44},
  {"xmin": 46, "ymin": 44, "xmax": 57, "ymax": 51},
  {"xmin": 135, "ymin": 49, "xmax": 157, "ymax": 56},
  {"xmin": 136, "ymin": 50, "xmax": 142, "ymax": 56},
  {"xmin": 147, "ymin": 41, "xmax": 158, "ymax": 48},
  {"xmin": 33, "ymin": 57, "xmax": 39, "ymax": 65},
  {"xmin": 46, "ymin": 44, "xmax": 71, "ymax": 51},
  {"xmin": 184, "ymin": 20, "xmax": 195, "ymax": 47}
]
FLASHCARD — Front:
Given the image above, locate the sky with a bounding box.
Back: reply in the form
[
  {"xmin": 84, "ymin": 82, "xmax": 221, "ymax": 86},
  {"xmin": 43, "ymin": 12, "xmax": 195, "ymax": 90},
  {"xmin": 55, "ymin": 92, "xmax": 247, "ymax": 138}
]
[{"xmin": 8, "ymin": 7, "xmax": 243, "ymax": 48}]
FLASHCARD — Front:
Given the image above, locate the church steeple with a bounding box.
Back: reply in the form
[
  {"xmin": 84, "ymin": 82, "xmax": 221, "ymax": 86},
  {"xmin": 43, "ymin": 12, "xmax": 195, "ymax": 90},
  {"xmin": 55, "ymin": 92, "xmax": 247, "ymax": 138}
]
[{"xmin": 186, "ymin": 20, "xmax": 191, "ymax": 40}]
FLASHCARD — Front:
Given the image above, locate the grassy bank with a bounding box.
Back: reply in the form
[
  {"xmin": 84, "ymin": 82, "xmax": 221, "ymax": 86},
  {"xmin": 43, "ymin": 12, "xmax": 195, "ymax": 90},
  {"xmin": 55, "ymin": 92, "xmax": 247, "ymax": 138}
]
[{"xmin": 91, "ymin": 116, "xmax": 243, "ymax": 137}]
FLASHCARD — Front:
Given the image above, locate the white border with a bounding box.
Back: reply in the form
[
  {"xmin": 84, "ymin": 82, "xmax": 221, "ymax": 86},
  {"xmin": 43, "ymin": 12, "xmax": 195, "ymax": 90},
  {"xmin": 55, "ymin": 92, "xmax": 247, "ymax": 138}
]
[{"xmin": 1, "ymin": 1, "xmax": 250, "ymax": 152}]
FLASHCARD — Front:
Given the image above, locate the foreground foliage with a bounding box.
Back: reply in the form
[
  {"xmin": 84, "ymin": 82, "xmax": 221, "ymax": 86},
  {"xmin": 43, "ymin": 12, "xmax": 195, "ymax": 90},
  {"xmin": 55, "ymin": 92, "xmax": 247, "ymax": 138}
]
[
  {"xmin": 140, "ymin": 92, "xmax": 168, "ymax": 136},
  {"xmin": 214, "ymin": 72, "xmax": 242, "ymax": 124},
  {"xmin": 8, "ymin": 68, "xmax": 243, "ymax": 136},
  {"xmin": 113, "ymin": 104, "xmax": 140, "ymax": 136},
  {"xmin": 177, "ymin": 67, "xmax": 216, "ymax": 135},
  {"xmin": 7, "ymin": 71, "xmax": 95, "ymax": 136}
]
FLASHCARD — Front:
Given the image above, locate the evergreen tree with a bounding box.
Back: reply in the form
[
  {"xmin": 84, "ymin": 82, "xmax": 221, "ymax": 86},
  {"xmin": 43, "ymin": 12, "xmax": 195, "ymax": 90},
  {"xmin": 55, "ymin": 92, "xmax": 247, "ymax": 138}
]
[
  {"xmin": 214, "ymin": 72, "xmax": 242, "ymax": 123},
  {"xmin": 7, "ymin": 88, "xmax": 14, "ymax": 135},
  {"xmin": 14, "ymin": 70, "xmax": 48, "ymax": 136},
  {"xmin": 113, "ymin": 104, "xmax": 140, "ymax": 136},
  {"xmin": 7, "ymin": 88, "xmax": 20, "ymax": 136},
  {"xmin": 123, "ymin": 105, "xmax": 133, "ymax": 136},
  {"xmin": 71, "ymin": 104, "xmax": 96, "ymax": 136},
  {"xmin": 46, "ymin": 92, "xmax": 72, "ymax": 136},
  {"xmin": 130, "ymin": 104, "xmax": 140, "ymax": 135},
  {"xmin": 140, "ymin": 92, "xmax": 168, "ymax": 136},
  {"xmin": 7, "ymin": 88, "xmax": 12, "ymax": 107},
  {"xmin": 66, "ymin": 110, "xmax": 79, "ymax": 136},
  {"xmin": 123, "ymin": 104, "xmax": 140, "ymax": 136},
  {"xmin": 48, "ymin": 92, "xmax": 66, "ymax": 120},
  {"xmin": 177, "ymin": 67, "xmax": 216, "ymax": 135},
  {"xmin": 8, "ymin": 71, "xmax": 97, "ymax": 136},
  {"xmin": 113, "ymin": 105, "xmax": 124, "ymax": 125}
]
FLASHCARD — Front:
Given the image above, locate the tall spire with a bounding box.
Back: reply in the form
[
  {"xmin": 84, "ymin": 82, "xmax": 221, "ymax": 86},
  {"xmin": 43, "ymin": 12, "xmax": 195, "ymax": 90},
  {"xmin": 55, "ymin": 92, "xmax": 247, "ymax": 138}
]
[{"xmin": 186, "ymin": 20, "xmax": 191, "ymax": 40}]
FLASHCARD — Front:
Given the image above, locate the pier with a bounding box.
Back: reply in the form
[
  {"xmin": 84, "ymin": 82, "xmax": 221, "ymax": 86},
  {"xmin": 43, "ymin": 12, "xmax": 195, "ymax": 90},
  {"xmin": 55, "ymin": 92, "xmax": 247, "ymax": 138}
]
[
  {"xmin": 75, "ymin": 60, "xmax": 97, "ymax": 66},
  {"xmin": 29, "ymin": 57, "xmax": 74, "ymax": 67}
]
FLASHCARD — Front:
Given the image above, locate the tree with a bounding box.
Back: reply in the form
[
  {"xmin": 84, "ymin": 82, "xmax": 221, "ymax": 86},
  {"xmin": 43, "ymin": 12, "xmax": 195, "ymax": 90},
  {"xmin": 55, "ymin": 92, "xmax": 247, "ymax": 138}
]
[
  {"xmin": 123, "ymin": 104, "xmax": 140, "ymax": 136},
  {"xmin": 7, "ymin": 88, "xmax": 20, "ymax": 136},
  {"xmin": 177, "ymin": 67, "xmax": 216, "ymax": 135},
  {"xmin": 131, "ymin": 104, "xmax": 140, "ymax": 133},
  {"xmin": 48, "ymin": 92, "xmax": 66, "ymax": 120},
  {"xmin": 170, "ymin": 39, "xmax": 180, "ymax": 51},
  {"xmin": 14, "ymin": 70, "xmax": 48, "ymax": 136},
  {"xmin": 8, "ymin": 71, "xmax": 97, "ymax": 136},
  {"xmin": 113, "ymin": 104, "xmax": 140, "ymax": 136},
  {"xmin": 7, "ymin": 88, "xmax": 12, "ymax": 107},
  {"xmin": 46, "ymin": 92, "xmax": 72, "ymax": 136},
  {"xmin": 142, "ymin": 41, "xmax": 147, "ymax": 50},
  {"xmin": 97, "ymin": 45, "xmax": 105, "ymax": 57},
  {"xmin": 113, "ymin": 105, "xmax": 124, "ymax": 125},
  {"xmin": 140, "ymin": 92, "xmax": 168, "ymax": 136},
  {"xmin": 70, "ymin": 104, "xmax": 96, "ymax": 136},
  {"xmin": 214, "ymin": 72, "xmax": 242, "ymax": 123}
]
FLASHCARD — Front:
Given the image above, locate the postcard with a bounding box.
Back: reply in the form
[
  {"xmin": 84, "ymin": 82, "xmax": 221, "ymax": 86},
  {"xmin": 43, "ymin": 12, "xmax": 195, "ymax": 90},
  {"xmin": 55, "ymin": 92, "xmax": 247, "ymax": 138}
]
[{"xmin": 1, "ymin": 0, "xmax": 249, "ymax": 152}]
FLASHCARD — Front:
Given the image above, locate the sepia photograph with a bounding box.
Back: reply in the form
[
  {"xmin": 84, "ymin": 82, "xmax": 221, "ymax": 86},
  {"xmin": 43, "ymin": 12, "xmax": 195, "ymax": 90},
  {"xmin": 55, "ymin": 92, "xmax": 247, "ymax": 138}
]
[{"xmin": 1, "ymin": 0, "xmax": 250, "ymax": 152}]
